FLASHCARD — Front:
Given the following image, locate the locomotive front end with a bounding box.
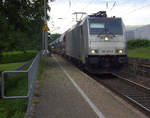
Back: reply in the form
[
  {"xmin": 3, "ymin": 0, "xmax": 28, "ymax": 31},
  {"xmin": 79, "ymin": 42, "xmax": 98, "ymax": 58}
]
[{"xmin": 87, "ymin": 16, "xmax": 127, "ymax": 68}]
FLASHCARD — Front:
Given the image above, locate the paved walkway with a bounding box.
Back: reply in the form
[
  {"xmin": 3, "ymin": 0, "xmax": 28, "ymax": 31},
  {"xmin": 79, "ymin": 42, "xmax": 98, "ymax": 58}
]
[
  {"xmin": 32, "ymin": 55, "xmax": 148, "ymax": 118},
  {"xmin": 32, "ymin": 56, "xmax": 98, "ymax": 118}
]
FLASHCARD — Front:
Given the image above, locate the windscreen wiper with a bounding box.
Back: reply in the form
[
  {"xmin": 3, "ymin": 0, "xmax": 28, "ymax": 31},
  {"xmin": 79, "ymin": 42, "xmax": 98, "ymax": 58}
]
[
  {"xmin": 97, "ymin": 30, "xmax": 105, "ymax": 37},
  {"xmin": 97, "ymin": 22, "xmax": 106, "ymax": 37}
]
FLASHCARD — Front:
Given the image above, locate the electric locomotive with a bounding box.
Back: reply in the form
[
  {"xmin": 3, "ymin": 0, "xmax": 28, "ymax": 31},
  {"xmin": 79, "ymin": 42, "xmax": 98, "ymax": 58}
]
[{"xmin": 51, "ymin": 11, "xmax": 127, "ymax": 73}]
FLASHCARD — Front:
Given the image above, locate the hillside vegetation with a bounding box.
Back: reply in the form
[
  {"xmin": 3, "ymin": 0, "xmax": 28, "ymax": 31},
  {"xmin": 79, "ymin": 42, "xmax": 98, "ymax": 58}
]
[{"xmin": 127, "ymin": 39, "xmax": 150, "ymax": 59}]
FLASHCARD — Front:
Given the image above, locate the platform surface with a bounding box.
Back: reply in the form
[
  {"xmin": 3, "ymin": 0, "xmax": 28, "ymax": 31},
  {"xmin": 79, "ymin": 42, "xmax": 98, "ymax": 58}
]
[{"xmin": 32, "ymin": 55, "xmax": 148, "ymax": 118}]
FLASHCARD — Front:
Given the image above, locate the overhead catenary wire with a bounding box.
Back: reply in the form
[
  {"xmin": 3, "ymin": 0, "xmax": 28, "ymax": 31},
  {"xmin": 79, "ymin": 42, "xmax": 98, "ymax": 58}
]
[
  {"xmin": 110, "ymin": 1, "xmax": 116, "ymax": 11},
  {"xmin": 70, "ymin": 0, "xmax": 90, "ymax": 22},
  {"xmin": 106, "ymin": 2, "xmax": 108, "ymax": 10},
  {"xmin": 108, "ymin": 0, "xmax": 130, "ymax": 16},
  {"xmin": 81, "ymin": 0, "xmax": 97, "ymax": 13},
  {"xmin": 50, "ymin": 0, "xmax": 150, "ymax": 33},
  {"xmin": 48, "ymin": 0, "xmax": 72, "ymax": 32},
  {"xmin": 116, "ymin": 0, "xmax": 149, "ymax": 16},
  {"xmin": 122, "ymin": 2, "xmax": 150, "ymax": 16},
  {"xmin": 48, "ymin": 0, "xmax": 95, "ymax": 33}
]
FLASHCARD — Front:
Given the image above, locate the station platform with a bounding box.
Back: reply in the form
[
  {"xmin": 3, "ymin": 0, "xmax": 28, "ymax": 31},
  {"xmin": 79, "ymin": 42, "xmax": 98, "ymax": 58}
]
[{"xmin": 32, "ymin": 54, "xmax": 148, "ymax": 118}]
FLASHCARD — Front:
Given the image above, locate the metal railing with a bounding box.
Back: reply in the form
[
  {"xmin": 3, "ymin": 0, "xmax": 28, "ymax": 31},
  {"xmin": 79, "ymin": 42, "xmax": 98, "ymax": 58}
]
[{"xmin": 1, "ymin": 51, "xmax": 42, "ymax": 115}]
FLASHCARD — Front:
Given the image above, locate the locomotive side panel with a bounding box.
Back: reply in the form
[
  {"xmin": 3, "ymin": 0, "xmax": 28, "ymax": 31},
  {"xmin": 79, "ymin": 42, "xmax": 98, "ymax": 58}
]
[
  {"xmin": 73, "ymin": 27, "xmax": 80, "ymax": 59},
  {"xmin": 68, "ymin": 26, "xmax": 82, "ymax": 60},
  {"xmin": 79, "ymin": 26, "xmax": 85, "ymax": 63},
  {"xmin": 65, "ymin": 19, "xmax": 89, "ymax": 64},
  {"xmin": 67, "ymin": 28, "xmax": 78, "ymax": 59},
  {"xmin": 66, "ymin": 30, "xmax": 71, "ymax": 57},
  {"xmin": 81, "ymin": 19, "xmax": 89, "ymax": 63},
  {"xmin": 122, "ymin": 21, "xmax": 127, "ymax": 53}
]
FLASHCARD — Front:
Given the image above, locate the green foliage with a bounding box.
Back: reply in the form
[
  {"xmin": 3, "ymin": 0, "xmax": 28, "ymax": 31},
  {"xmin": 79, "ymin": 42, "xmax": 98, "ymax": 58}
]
[
  {"xmin": 1, "ymin": 50, "xmax": 37, "ymax": 64},
  {"xmin": 0, "ymin": 0, "xmax": 46, "ymax": 114},
  {"xmin": 127, "ymin": 39, "xmax": 150, "ymax": 49},
  {"xmin": 37, "ymin": 56, "xmax": 45, "ymax": 80},
  {"xmin": 0, "ymin": 0, "xmax": 50, "ymax": 54},
  {"xmin": 0, "ymin": 62, "xmax": 25, "ymax": 71},
  {"xmin": 127, "ymin": 47, "xmax": 150, "ymax": 59},
  {"xmin": 0, "ymin": 63, "xmax": 30, "ymax": 118},
  {"xmin": 0, "ymin": 99, "xmax": 27, "ymax": 118},
  {"xmin": 49, "ymin": 33, "xmax": 61, "ymax": 43},
  {"xmin": 127, "ymin": 39, "xmax": 150, "ymax": 59},
  {"xmin": 0, "ymin": 73, "xmax": 28, "ymax": 118},
  {"xmin": 5, "ymin": 73, "xmax": 28, "ymax": 96}
]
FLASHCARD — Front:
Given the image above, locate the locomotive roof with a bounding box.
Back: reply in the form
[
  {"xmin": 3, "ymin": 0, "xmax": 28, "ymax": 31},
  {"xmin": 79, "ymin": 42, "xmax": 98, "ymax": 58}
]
[
  {"xmin": 88, "ymin": 16, "xmax": 122, "ymax": 20},
  {"xmin": 69, "ymin": 16, "xmax": 122, "ymax": 31}
]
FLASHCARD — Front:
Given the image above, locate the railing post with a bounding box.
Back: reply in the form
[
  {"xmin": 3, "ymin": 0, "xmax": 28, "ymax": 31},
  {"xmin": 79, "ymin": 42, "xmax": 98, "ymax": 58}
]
[{"xmin": 1, "ymin": 72, "xmax": 5, "ymax": 97}]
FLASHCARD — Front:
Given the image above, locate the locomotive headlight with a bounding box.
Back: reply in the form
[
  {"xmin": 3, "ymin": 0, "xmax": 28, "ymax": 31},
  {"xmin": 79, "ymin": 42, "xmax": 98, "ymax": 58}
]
[
  {"xmin": 91, "ymin": 50, "xmax": 96, "ymax": 54},
  {"xmin": 119, "ymin": 49, "xmax": 123, "ymax": 54},
  {"xmin": 105, "ymin": 36, "xmax": 109, "ymax": 41}
]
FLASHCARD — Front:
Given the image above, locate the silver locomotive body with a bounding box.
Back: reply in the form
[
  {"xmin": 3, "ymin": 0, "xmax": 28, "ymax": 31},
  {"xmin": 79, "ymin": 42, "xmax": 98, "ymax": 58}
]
[{"xmin": 57, "ymin": 11, "xmax": 128, "ymax": 69}]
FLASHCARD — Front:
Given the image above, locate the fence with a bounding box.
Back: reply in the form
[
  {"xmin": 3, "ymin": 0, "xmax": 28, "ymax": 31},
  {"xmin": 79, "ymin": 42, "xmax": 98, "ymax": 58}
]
[
  {"xmin": 128, "ymin": 57, "xmax": 150, "ymax": 77},
  {"xmin": 1, "ymin": 51, "xmax": 42, "ymax": 115}
]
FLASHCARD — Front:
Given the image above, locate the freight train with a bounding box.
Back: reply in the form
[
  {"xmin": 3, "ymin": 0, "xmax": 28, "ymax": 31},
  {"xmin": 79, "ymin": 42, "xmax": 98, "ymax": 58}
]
[{"xmin": 49, "ymin": 11, "xmax": 127, "ymax": 73}]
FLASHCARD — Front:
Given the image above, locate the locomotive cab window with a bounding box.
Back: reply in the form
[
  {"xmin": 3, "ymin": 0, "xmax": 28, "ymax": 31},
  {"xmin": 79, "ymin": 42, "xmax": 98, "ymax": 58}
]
[
  {"xmin": 89, "ymin": 18, "xmax": 123, "ymax": 35},
  {"xmin": 106, "ymin": 20, "xmax": 123, "ymax": 35},
  {"xmin": 90, "ymin": 23, "xmax": 105, "ymax": 34},
  {"xmin": 90, "ymin": 23, "xmax": 104, "ymax": 29}
]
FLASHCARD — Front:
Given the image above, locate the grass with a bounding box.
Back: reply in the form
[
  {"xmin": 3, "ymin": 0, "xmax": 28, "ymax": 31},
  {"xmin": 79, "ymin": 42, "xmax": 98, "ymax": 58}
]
[
  {"xmin": 0, "ymin": 62, "xmax": 26, "ymax": 72},
  {"xmin": 0, "ymin": 73, "xmax": 28, "ymax": 118},
  {"xmin": 0, "ymin": 53, "xmax": 34, "ymax": 118},
  {"xmin": 0, "ymin": 53, "xmax": 43, "ymax": 118},
  {"xmin": 2, "ymin": 50, "xmax": 37, "ymax": 55},
  {"xmin": 0, "ymin": 64, "xmax": 28, "ymax": 118},
  {"xmin": 37, "ymin": 56, "xmax": 46, "ymax": 80},
  {"xmin": 1, "ymin": 50, "xmax": 38, "ymax": 64},
  {"xmin": 5, "ymin": 73, "xmax": 28, "ymax": 96},
  {"xmin": 0, "ymin": 99, "xmax": 27, "ymax": 118},
  {"xmin": 127, "ymin": 47, "xmax": 150, "ymax": 59}
]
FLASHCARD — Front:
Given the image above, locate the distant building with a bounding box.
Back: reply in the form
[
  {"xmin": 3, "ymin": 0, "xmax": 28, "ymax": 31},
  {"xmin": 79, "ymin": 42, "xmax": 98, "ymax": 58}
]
[
  {"xmin": 126, "ymin": 25, "xmax": 150, "ymax": 40},
  {"xmin": 126, "ymin": 30, "xmax": 135, "ymax": 40}
]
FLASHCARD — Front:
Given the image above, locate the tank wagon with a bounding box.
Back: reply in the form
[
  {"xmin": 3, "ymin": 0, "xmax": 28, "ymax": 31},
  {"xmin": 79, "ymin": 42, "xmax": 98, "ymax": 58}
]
[
  {"xmin": 50, "ymin": 11, "xmax": 127, "ymax": 71},
  {"xmin": 49, "ymin": 38, "xmax": 60, "ymax": 54}
]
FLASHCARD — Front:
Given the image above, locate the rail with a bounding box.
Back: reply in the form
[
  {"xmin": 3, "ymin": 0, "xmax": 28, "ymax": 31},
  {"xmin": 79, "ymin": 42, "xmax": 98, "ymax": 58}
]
[
  {"xmin": 1, "ymin": 51, "xmax": 42, "ymax": 115},
  {"xmin": 93, "ymin": 74, "xmax": 150, "ymax": 116},
  {"xmin": 112, "ymin": 72, "xmax": 150, "ymax": 93}
]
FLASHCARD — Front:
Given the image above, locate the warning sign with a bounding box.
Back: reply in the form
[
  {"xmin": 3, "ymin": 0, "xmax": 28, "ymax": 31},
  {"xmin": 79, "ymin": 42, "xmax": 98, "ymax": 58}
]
[{"xmin": 43, "ymin": 24, "xmax": 49, "ymax": 31}]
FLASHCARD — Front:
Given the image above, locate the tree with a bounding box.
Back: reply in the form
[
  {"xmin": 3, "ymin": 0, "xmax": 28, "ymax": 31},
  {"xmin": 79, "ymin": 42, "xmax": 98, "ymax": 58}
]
[
  {"xmin": 48, "ymin": 33, "xmax": 61, "ymax": 43},
  {"xmin": 0, "ymin": 0, "xmax": 51, "ymax": 54}
]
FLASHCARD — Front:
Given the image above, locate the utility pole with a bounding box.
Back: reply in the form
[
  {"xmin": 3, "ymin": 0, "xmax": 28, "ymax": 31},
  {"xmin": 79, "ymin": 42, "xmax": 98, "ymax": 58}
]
[
  {"xmin": 42, "ymin": 0, "xmax": 47, "ymax": 54},
  {"xmin": 42, "ymin": 0, "xmax": 55, "ymax": 54},
  {"xmin": 44, "ymin": 0, "xmax": 48, "ymax": 53}
]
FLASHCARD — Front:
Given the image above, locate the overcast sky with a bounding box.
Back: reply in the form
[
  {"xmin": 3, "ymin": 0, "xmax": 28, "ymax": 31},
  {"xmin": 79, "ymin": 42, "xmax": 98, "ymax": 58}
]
[{"xmin": 48, "ymin": 0, "xmax": 150, "ymax": 33}]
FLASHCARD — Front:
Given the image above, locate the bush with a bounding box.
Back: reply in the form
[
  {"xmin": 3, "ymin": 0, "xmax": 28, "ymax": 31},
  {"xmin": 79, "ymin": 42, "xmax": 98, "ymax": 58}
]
[
  {"xmin": 0, "ymin": 99, "xmax": 27, "ymax": 118},
  {"xmin": 127, "ymin": 39, "xmax": 150, "ymax": 49},
  {"xmin": 0, "ymin": 73, "xmax": 28, "ymax": 118},
  {"xmin": 1, "ymin": 50, "xmax": 37, "ymax": 64}
]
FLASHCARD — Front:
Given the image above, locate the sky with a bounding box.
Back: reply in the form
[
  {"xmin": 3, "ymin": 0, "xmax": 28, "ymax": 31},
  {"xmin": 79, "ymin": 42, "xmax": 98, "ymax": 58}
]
[{"xmin": 48, "ymin": 0, "xmax": 150, "ymax": 33}]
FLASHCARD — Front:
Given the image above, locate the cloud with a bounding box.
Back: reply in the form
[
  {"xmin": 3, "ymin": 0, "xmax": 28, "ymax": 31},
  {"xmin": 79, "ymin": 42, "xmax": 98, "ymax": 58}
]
[{"xmin": 48, "ymin": 0, "xmax": 150, "ymax": 33}]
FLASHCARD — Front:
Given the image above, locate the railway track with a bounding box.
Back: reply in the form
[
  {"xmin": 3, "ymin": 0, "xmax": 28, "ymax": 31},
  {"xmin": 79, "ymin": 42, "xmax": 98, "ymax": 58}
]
[
  {"xmin": 91, "ymin": 73, "xmax": 150, "ymax": 116},
  {"xmin": 112, "ymin": 72, "xmax": 150, "ymax": 93},
  {"xmin": 64, "ymin": 55, "xmax": 150, "ymax": 115}
]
